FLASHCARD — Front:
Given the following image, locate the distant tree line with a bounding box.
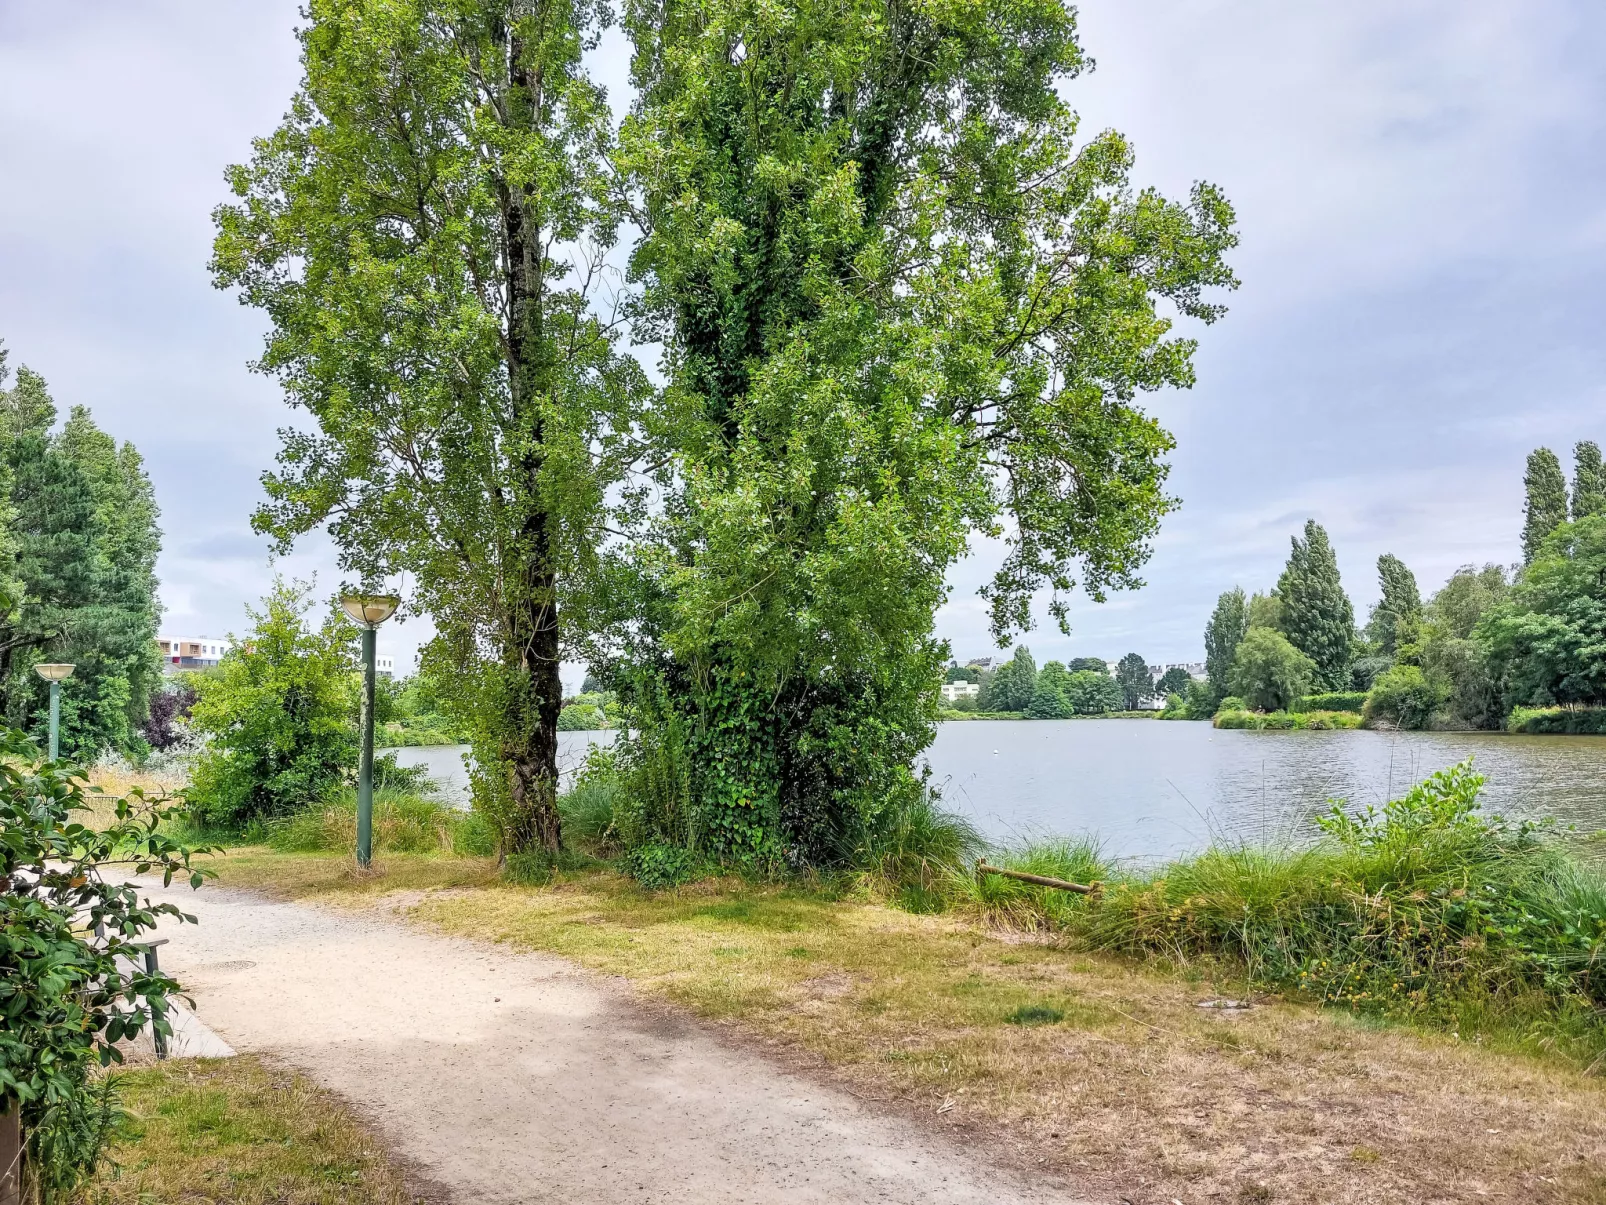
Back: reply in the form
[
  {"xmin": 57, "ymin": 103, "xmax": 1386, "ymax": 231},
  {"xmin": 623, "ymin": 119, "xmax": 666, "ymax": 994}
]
[
  {"xmin": 946, "ymin": 649, "xmax": 1181, "ymax": 716},
  {"xmin": 1192, "ymin": 439, "xmax": 1606, "ymax": 729}
]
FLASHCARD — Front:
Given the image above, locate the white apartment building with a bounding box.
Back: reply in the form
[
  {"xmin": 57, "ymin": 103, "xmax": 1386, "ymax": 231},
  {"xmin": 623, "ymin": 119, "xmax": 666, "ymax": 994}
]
[
  {"xmin": 940, "ymin": 680, "xmax": 982, "ymax": 703},
  {"xmin": 158, "ymin": 635, "xmax": 395, "ymax": 678},
  {"xmin": 157, "ymin": 634, "xmax": 233, "ymax": 670}
]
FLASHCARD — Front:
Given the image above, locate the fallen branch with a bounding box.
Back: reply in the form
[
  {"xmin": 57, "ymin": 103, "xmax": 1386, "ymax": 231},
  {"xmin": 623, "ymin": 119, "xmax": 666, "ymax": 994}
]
[{"xmin": 975, "ymin": 863, "xmax": 1099, "ymax": 895}]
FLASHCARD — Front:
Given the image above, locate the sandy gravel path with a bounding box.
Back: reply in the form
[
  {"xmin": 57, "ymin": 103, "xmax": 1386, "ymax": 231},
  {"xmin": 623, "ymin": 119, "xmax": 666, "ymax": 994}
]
[{"xmin": 137, "ymin": 880, "xmax": 1096, "ymax": 1205}]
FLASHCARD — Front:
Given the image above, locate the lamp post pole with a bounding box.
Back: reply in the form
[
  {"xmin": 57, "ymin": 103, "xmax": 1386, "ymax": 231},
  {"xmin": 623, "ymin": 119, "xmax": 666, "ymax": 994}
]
[
  {"xmin": 357, "ymin": 624, "xmax": 377, "ymax": 868},
  {"xmin": 34, "ymin": 664, "xmax": 76, "ymax": 761},
  {"xmin": 340, "ymin": 594, "xmax": 398, "ymax": 870}
]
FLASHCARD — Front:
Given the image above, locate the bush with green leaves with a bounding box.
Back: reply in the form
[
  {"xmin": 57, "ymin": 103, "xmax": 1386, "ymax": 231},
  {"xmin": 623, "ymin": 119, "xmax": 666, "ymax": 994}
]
[
  {"xmin": 1507, "ymin": 706, "xmax": 1606, "ymax": 735},
  {"xmin": 185, "ymin": 579, "xmax": 358, "ymax": 829},
  {"xmin": 1297, "ymin": 691, "xmax": 1367, "ymax": 713},
  {"xmin": 1363, "ymin": 664, "xmax": 1448, "ymax": 729},
  {"xmin": 1228, "ymin": 628, "xmax": 1315, "ymax": 712},
  {"xmin": 1064, "ymin": 669, "xmax": 1123, "ymax": 715},
  {"xmin": 0, "ymin": 728, "xmax": 207, "ymax": 1200},
  {"xmin": 1084, "ymin": 762, "xmax": 1606, "ymax": 1041}
]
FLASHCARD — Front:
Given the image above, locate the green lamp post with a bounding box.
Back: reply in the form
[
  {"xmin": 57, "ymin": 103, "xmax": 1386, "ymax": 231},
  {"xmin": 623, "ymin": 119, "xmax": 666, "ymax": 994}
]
[
  {"xmin": 34, "ymin": 663, "xmax": 75, "ymax": 760},
  {"xmin": 340, "ymin": 594, "xmax": 400, "ymax": 868}
]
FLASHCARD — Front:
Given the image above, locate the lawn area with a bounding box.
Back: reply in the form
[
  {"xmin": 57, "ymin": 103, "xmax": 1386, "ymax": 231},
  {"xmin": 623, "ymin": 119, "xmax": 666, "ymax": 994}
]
[
  {"xmin": 91, "ymin": 1055, "xmax": 421, "ymax": 1204},
  {"xmin": 199, "ymin": 847, "xmax": 1606, "ymax": 1205}
]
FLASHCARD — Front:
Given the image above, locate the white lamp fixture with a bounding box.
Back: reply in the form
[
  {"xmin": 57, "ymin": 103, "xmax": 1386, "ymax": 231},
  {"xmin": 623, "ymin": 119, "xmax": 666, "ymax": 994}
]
[
  {"xmin": 340, "ymin": 594, "xmax": 401, "ymax": 629},
  {"xmin": 33, "ymin": 663, "xmax": 75, "ymax": 682}
]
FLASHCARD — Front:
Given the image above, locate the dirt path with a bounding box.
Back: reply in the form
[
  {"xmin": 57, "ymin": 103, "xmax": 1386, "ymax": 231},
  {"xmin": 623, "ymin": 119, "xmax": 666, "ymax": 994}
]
[{"xmin": 138, "ymin": 879, "xmax": 1097, "ymax": 1205}]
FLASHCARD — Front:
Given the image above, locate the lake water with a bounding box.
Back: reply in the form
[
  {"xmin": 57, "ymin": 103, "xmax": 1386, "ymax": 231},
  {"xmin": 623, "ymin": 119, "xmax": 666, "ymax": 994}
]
[{"xmin": 391, "ymin": 721, "xmax": 1606, "ymax": 863}]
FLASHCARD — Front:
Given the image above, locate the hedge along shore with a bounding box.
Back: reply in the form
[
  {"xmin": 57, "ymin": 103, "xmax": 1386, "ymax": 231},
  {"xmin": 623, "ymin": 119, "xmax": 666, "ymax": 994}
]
[{"xmin": 199, "ymin": 846, "xmax": 1606, "ymax": 1205}]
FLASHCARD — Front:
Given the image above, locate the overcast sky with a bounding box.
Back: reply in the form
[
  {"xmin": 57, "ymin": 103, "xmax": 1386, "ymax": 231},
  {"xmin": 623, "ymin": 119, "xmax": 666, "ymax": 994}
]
[{"xmin": 1, "ymin": 1, "xmax": 1602, "ymax": 684}]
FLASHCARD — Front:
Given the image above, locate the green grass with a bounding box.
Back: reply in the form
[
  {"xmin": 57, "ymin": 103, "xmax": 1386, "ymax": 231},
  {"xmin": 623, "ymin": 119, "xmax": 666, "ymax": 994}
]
[
  {"xmin": 1213, "ymin": 708, "xmax": 1363, "ymax": 730},
  {"xmin": 92, "ymin": 1056, "xmax": 410, "ymax": 1204}
]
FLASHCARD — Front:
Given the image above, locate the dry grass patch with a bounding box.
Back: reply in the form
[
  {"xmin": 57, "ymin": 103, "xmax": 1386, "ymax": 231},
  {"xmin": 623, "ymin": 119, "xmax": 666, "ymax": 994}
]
[
  {"xmin": 198, "ymin": 847, "xmax": 501, "ymax": 899},
  {"xmin": 187, "ymin": 852, "xmax": 1606, "ymax": 1202},
  {"xmin": 92, "ymin": 1055, "xmax": 422, "ymax": 1204},
  {"xmin": 400, "ymin": 872, "xmax": 1606, "ymax": 1205}
]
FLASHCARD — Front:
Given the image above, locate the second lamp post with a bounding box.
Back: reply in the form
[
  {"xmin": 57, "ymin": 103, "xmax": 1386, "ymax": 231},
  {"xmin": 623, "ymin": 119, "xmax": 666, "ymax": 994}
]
[{"xmin": 340, "ymin": 594, "xmax": 399, "ymax": 868}]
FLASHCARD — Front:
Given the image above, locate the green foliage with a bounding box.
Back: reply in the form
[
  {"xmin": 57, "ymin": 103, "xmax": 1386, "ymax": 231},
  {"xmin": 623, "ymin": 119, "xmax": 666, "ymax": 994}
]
[
  {"xmin": 1004, "ymin": 1004, "xmax": 1064, "ymax": 1026},
  {"xmin": 1213, "ymin": 709, "xmax": 1362, "ymax": 731},
  {"xmin": 1507, "ymin": 706, "xmax": 1606, "ymax": 735},
  {"xmin": 944, "ymin": 664, "xmax": 982, "ymax": 684},
  {"xmin": 1180, "ymin": 676, "xmax": 1218, "ymax": 719},
  {"xmin": 214, "ymin": 0, "xmax": 647, "ymax": 857},
  {"xmin": 1476, "ymin": 514, "xmax": 1606, "ymax": 709},
  {"xmin": 558, "ymin": 744, "xmax": 622, "ymax": 853},
  {"xmin": 0, "ymin": 727, "xmax": 208, "ymax": 1199},
  {"xmin": 1203, "ymin": 587, "xmax": 1247, "ymax": 706},
  {"xmin": 1429, "ymin": 564, "xmax": 1509, "ymax": 639},
  {"xmin": 1064, "ymin": 669, "xmax": 1123, "ymax": 714},
  {"xmin": 267, "ymin": 786, "xmax": 476, "ymax": 856},
  {"xmin": 1522, "ymin": 447, "xmax": 1570, "ymax": 563},
  {"xmin": 557, "ymin": 703, "xmax": 606, "ymax": 731},
  {"xmin": 1155, "ymin": 666, "xmax": 1193, "ymax": 697},
  {"xmin": 950, "ymin": 837, "xmax": 1109, "ymax": 931},
  {"xmin": 1114, "ymin": 653, "xmax": 1153, "ymax": 710},
  {"xmin": 1085, "ymin": 762, "xmax": 1606, "ymax": 1036},
  {"xmin": 1026, "ymin": 661, "xmax": 1074, "ymax": 718},
  {"xmin": 1066, "ymin": 657, "xmax": 1109, "ymax": 674},
  {"xmin": 1347, "ymin": 654, "xmax": 1392, "ymax": 690},
  {"xmin": 981, "ymin": 647, "xmax": 1037, "ymax": 713},
  {"xmin": 1572, "ymin": 441, "xmax": 1606, "ymax": 521},
  {"xmin": 1246, "ymin": 591, "xmax": 1282, "ymax": 631},
  {"xmin": 1364, "ymin": 665, "xmax": 1448, "ymax": 729},
  {"xmin": 621, "ymin": 843, "xmax": 704, "ymax": 891},
  {"xmin": 186, "ymin": 579, "xmax": 357, "ymax": 828},
  {"xmin": 1228, "ymin": 627, "xmax": 1315, "ymax": 712},
  {"xmin": 0, "ymin": 357, "xmax": 163, "ymax": 761},
  {"xmin": 1366, "ymin": 553, "xmax": 1421, "ymax": 655},
  {"xmin": 1296, "ymin": 691, "xmax": 1367, "ymax": 713},
  {"xmin": 375, "ymin": 674, "xmax": 462, "ymax": 748},
  {"xmin": 1276, "ymin": 520, "xmax": 1355, "ymax": 690},
  {"xmin": 614, "ymin": 0, "xmax": 1235, "ymax": 870},
  {"xmin": 852, "ymin": 788, "xmax": 983, "ymax": 912}
]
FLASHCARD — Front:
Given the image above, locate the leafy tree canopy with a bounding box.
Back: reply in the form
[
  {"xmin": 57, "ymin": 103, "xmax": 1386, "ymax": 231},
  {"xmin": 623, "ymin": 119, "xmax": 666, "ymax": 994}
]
[
  {"xmin": 1114, "ymin": 652, "xmax": 1152, "ymax": 710},
  {"xmin": 1428, "ymin": 564, "xmax": 1508, "ymax": 640},
  {"xmin": 1522, "ymin": 447, "xmax": 1569, "ymax": 563},
  {"xmin": 1066, "ymin": 657, "xmax": 1109, "ymax": 674},
  {"xmin": 1228, "ymin": 627, "xmax": 1315, "ymax": 712},
  {"xmin": 1476, "ymin": 514, "xmax": 1606, "ymax": 709},
  {"xmin": 1156, "ymin": 666, "xmax": 1193, "ymax": 697},
  {"xmin": 1203, "ymin": 586, "xmax": 1247, "ymax": 701},
  {"xmin": 1365, "ymin": 553, "xmax": 1421, "ymax": 655},
  {"xmin": 1276, "ymin": 520, "xmax": 1353, "ymax": 691},
  {"xmin": 1066, "ymin": 668, "xmax": 1123, "ymax": 714},
  {"xmin": 1572, "ymin": 441, "xmax": 1605, "ymax": 521},
  {"xmin": 1026, "ymin": 661, "xmax": 1074, "ymax": 718}
]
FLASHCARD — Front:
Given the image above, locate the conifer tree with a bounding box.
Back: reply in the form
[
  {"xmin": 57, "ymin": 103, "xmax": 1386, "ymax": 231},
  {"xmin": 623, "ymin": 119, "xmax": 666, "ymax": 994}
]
[
  {"xmin": 1366, "ymin": 553, "xmax": 1422, "ymax": 655},
  {"xmin": 1572, "ymin": 441, "xmax": 1605, "ymax": 521},
  {"xmin": 1522, "ymin": 447, "xmax": 1569, "ymax": 562},
  {"xmin": 1276, "ymin": 520, "xmax": 1355, "ymax": 691},
  {"xmin": 1203, "ymin": 587, "xmax": 1248, "ymax": 703},
  {"xmin": 1115, "ymin": 653, "xmax": 1153, "ymax": 710}
]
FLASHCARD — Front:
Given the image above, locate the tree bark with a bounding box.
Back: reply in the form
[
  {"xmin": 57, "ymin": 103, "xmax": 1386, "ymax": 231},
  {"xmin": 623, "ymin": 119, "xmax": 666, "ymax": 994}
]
[
  {"xmin": 497, "ymin": 24, "xmax": 563, "ymax": 855},
  {"xmin": 0, "ymin": 1105, "xmax": 21, "ymax": 1205}
]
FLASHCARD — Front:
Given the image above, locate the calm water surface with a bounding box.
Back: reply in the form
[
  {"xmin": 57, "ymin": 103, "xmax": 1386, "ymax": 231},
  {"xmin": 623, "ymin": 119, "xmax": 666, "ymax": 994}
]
[{"xmin": 393, "ymin": 721, "xmax": 1606, "ymax": 862}]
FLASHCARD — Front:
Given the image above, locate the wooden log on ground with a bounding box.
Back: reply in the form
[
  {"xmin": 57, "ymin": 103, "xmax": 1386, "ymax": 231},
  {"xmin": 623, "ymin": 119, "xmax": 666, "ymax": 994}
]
[{"xmin": 975, "ymin": 863, "xmax": 1099, "ymax": 895}]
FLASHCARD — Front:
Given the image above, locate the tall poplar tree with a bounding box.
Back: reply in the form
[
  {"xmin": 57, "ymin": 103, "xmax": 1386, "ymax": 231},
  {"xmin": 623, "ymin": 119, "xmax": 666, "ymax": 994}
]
[
  {"xmin": 1522, "ymin": 447, "xmax": 1569, "ymax": 563},
  {"xmin": 616, "ymin": 0, "xmax": 1237, "ymax": 863},
  {"xmin": 1572, "ymin": 440, "xmax": 1605, "ymax": 521},
  {"xmin": 1203, "ymin": 587, "xmax": 1247, "ymax": 703},
  {"xmin": 1366, "ymin": 553, "xmax": 1421, "ymax": 655},
  {"xmin": 213, "ymin": 0, "xmax": 645, "ymax": 853},
  {"xmin": 1276, "ymin": 520, "xmax": 1354, "ymax": 690}
]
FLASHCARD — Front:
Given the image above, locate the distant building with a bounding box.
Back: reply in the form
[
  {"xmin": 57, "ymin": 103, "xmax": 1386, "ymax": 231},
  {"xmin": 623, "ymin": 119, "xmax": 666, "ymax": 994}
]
[
  {"xmin": 964, "ymin": 657, "xmax": 997, "ymax": 671},
  {"xmin": 158, "ymin": 634, "xmax": 396, "ymax": 678},
  {"xmin": 940, "ymin": 681, "xmax": 981, "ymax": 703},
  {"xmin": 157, "ymin": 634, "xmax": 232, "ymax": 670}
]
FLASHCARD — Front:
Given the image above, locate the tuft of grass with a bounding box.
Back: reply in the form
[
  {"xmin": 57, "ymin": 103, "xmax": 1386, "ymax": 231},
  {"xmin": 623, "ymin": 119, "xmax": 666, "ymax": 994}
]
[
  {"xmin": 1004, "ymin": 1003, "xmax": 1065, "ymax": 1026},
  {"xmin": 850, "ymin": 787, "xmax": 984, "ymax": 905},
  {"xmin": 947, "ymin": 836, "xmax": 1111, "ymax": 931},
  {"xmin": 92, "ymin": 1055, "xmax": 412, "ymax": 1204},
  {"xmin": 266, "ymin": 788, "xmax": 493, "ymax": 857}
]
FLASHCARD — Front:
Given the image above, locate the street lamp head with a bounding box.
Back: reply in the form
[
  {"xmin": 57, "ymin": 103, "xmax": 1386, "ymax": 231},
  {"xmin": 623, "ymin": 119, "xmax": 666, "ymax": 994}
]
[
  {"xmin": 34, "ymin": 663, "xmax": 75, "ymax": 682},
  {"xmin": 340, "ymin": 594, "xmax": 401, "ymax": 629}
]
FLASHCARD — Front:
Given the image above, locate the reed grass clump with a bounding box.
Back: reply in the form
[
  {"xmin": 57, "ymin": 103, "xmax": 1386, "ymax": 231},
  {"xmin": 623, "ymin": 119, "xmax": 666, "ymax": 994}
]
[
  {"xmin": 1083, "ymin": 762, "xmax": 1606, "ymax": 1048},
  {"xmin": 266, "ymin": 787, "xmax": 493, "ymax": 856}
]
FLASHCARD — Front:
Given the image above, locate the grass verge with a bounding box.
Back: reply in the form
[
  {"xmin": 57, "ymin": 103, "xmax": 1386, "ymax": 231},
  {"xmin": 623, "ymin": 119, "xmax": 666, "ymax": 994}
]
[
  {"xmin": 198, "ymin": 847, "xmax": 1606, "ymax": 1205},
  {"xmin": 90, "ymin": 1055, "xmax": 419, "ymax": 1204}
]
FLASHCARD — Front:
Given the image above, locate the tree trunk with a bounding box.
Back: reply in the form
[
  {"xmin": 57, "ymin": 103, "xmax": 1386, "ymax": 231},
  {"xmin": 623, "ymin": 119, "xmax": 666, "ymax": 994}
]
[
  {"xmin": 0, "ymin": 1105, "xmax": 21, "ymax": 1205},
  {"xmin": 498, "ymin": 27, "xmax": 563, "ymax": 856}
]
